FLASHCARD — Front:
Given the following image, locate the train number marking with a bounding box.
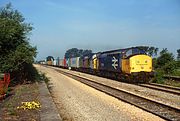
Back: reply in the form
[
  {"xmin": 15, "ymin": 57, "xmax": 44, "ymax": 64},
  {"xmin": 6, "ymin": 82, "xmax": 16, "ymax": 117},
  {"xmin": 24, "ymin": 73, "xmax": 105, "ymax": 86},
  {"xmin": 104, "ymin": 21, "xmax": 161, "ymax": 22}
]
[{"xmin": 112, "ymin": 56, "xmax": 118, "ymax": 69}]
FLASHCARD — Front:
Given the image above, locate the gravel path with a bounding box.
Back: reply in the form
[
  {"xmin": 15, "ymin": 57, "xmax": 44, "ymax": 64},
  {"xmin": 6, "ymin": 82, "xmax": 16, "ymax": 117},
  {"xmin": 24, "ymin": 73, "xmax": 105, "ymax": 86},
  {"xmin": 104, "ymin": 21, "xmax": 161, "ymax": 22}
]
[
  {"xmin": 36, "ymin": 65, "xmax": 164, "ymax": 121},
  {"xmin": 52, "ymin": 67, "xmax": 180, "ymax": 109}
]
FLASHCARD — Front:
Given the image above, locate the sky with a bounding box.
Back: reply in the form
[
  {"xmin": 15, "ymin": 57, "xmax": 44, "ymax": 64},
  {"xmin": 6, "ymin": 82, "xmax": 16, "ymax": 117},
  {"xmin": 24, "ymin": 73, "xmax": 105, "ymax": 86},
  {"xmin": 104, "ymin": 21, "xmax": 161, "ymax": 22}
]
[{"xmin": 0, "ymin": 0, "xmax": 180, "ymax": 60}]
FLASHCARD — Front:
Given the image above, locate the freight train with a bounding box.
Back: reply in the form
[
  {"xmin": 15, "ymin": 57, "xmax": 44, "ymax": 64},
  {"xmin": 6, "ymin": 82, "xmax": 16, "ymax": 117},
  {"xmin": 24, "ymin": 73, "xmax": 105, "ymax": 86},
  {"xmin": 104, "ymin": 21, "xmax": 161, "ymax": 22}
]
[{"xmin": 46, "ymin": 47, "xmax": 153, "ymax": 83}]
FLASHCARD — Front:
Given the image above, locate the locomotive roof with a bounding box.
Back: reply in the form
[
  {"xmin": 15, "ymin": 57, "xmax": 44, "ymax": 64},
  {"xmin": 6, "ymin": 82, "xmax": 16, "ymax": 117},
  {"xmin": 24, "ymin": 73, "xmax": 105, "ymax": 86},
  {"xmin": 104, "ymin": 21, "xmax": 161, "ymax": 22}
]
[{"xmin": 100, "ymin": 46, "xmax": 140, "ymax": 54}]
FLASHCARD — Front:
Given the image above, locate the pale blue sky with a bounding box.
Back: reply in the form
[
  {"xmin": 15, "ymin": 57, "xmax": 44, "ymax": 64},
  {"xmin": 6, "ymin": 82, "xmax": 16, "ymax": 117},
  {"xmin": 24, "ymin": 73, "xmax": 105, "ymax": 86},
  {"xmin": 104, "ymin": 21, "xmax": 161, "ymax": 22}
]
[{"xmin": 1, "ymin": 0, "xmax": 180, "ymax": 60}]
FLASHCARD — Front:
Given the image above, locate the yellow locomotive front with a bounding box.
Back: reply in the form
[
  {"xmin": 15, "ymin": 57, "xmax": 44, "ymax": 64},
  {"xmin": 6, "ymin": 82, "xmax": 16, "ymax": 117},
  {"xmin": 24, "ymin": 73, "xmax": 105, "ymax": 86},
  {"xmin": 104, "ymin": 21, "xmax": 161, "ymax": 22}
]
[
  {"xmin": 46, "ymin": 56, "xmax": 54, "ymax": 66},
  {"xmin": 121, "ymin": 48, "xmax": 153, "ymax": 83},
  {"xmin": 129, "ymin": 55, "xmax": 152, "ymax": 73}
]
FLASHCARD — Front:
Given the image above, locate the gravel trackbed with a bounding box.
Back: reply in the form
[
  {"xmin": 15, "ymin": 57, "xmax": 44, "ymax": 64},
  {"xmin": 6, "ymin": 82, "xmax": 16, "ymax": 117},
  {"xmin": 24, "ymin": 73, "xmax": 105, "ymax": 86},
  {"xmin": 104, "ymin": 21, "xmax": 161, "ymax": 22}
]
[{"xmin": 35, "ymin": 65, "xmax": 165, "ymax": 121}]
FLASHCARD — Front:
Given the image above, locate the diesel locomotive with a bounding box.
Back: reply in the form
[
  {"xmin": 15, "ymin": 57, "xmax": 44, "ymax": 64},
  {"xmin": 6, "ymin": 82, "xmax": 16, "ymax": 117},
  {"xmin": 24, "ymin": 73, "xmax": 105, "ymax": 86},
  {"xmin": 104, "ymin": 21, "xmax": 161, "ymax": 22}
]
[{"xmin": 46, "ymin": 46, "xmax": 153, "ymax": 83}]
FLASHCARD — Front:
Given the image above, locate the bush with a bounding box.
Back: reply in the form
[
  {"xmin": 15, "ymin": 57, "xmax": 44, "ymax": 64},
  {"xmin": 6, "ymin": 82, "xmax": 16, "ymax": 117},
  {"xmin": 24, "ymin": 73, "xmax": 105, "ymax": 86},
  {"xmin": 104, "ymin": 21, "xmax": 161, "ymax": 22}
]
[
  {"xmin": 162, "ymin": 61, "xmax": 177, "ymax": 75},
  {"xmin": 152, "ymin": 70, "xmax": 164, "ymax": 84},
  {"xmin": 0, "ymin": 3, "xmax": 37, "ymax": 84},
  {"xmin": 156, "ymin": 49, "xmax": 174, "ymax": 69}
]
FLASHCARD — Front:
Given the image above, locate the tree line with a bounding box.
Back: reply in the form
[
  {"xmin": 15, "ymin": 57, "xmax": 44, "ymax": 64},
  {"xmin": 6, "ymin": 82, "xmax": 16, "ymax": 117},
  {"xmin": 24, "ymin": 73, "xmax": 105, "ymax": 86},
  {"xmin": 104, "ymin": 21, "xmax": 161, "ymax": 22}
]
[
  {"xmin": 0, "ymin": 3, "xmax": 37, "ymax": 84},
  {"xmin": 64, "ymin": 48, "xmax": 92, "ymax": 58}
]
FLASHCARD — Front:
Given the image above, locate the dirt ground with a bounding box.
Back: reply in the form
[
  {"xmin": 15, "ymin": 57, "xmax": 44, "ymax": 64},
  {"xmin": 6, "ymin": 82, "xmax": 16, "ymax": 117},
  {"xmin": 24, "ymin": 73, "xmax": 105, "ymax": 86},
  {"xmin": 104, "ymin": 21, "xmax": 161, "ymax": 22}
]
[{"xmin": 0, "ymin": 83, "xmax": 40, "ymax": 121}]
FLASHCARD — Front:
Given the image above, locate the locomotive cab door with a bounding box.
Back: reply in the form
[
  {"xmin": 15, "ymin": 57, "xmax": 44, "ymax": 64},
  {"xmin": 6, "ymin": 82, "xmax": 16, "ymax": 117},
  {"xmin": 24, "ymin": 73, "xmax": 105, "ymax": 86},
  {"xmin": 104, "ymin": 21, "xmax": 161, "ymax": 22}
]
[{"xmin": 121, "ymin": 51, "xmax": 131, "ymax": 74}]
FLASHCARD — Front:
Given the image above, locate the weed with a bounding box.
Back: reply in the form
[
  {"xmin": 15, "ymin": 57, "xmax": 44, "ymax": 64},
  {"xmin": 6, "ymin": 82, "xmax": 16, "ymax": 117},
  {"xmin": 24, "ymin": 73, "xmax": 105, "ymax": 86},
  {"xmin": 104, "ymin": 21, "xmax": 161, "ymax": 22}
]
[
  {"xmin": 152, "ymin": 70, "xmax": 164, "ymax": 84},
  {"xmin": 8, "ymin": 107, "xmax": 17, "ymax": 115},
  {"xmin": 38, "ymin": 73, "xmax": 50, "ymax": 83}
]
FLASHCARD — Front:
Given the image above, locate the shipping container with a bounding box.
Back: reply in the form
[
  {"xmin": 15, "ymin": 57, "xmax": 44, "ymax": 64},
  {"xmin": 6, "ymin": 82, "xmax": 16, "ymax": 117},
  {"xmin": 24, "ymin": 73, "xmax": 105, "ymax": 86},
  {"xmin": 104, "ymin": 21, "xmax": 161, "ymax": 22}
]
[
  {"xmin": 59, "ymin": 59, "xmax": 64, "ymax": 67},
  {"xmin": 79, "ymin": 57, "xmax": 83, "ymax": 68},
  {"xmin": 56, "ymin": 57, "xmax": 59, "ymax": 66},
  {"xmin": 70, "ymin": 57, "xmax": 80, "ymax": 68},
  {"xmin": 80, "ymin": 54, "xmax": 94, "ymax": 68},
  {"xmin": 59, "ymin": 58, "xmax": 67, "ymax": 67},
  {"xmin": 64, "ymin": 58, "xmax": 67, "ymax": 67},
  {"xmin": 83, "ymin": 56, "xmax": 89, "ymax": 68},
  {"xmin": 66, "ymin": 58, "xmax": 71, "ymax": 69},
  {"xmin": 53, "ymin": 59, "xmax": 57, "ymax": 66}
]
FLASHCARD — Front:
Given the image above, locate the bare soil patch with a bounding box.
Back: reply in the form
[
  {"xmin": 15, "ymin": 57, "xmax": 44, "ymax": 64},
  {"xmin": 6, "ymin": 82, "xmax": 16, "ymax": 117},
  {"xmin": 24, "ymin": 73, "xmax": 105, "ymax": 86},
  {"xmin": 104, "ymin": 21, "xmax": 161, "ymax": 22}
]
[{"xmin": 0, "ymin": 83, "xmax": 40, "ymax": 121}]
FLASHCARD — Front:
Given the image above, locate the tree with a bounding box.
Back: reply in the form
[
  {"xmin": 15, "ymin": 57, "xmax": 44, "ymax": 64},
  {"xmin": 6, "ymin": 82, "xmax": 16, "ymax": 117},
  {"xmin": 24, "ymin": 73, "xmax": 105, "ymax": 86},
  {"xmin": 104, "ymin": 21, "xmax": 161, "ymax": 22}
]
[
  {"xmin": 162, "ymin": 61, "xmax": 177, "ymax": 75},
  {"xmin": 65, "ymin": 48, "xmax": 92, "ymax": 58},
  {"xmin": 0, "ymin": 3, "xmax": 32, "ymax": 55},
  {"xmin": 177, "ymin": 49, "xmax": 180, "ymax": 60},
  {"xmin": 137, "ymin": 46, "xmax": 158, "ymax": 57},
  {"xmin": 156, "ymin": 48, "xmax": 174, "ymax": 68},
  {"xmin": 154, "ymin": 47, "xmax": 159, "ymax": 57},
  {"xmin": 0, "ymin": 3, "xmax": 37, "ymax": 83},
  {"xmin": 160, "ymin": 48, "xmax": 168, "ymax": 55},
  {"xmin": 154, "ymin": 48, "xmax": 177, "ymax": 75},
  {"xmin": 65, "ymin": 48, "xmax": 80, "ymax": 58},
  {"xmin": 82, "ymin": 50, "xmax": 92, "ymax": 56}
]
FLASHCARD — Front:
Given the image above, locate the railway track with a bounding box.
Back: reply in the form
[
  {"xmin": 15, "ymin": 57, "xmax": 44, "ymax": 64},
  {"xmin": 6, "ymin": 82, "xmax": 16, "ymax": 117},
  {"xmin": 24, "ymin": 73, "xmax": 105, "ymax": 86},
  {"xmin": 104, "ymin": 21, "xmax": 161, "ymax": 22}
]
[
  {"xmin": 163, "ymin": 75, "xmax": 180, "ymax": 82},
  {"xmin": 138, "ymin": 83, "xmax": 180, "ymax": 96},
  {"xmin": 55, "ymin": 69, "xmax": 180, "ymax": 121}
]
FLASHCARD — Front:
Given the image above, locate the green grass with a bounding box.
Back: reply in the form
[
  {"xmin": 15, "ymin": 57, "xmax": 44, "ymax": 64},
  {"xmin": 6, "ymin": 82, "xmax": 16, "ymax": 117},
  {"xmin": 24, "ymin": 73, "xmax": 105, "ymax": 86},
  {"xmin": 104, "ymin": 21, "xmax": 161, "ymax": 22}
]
[
  {"xmin": 172, "ymin": 69, "xmax": 180, "ymax": 76},
  {"xmin": 38, "ymin": 73, "xmax": 50, "ymax": 83}
]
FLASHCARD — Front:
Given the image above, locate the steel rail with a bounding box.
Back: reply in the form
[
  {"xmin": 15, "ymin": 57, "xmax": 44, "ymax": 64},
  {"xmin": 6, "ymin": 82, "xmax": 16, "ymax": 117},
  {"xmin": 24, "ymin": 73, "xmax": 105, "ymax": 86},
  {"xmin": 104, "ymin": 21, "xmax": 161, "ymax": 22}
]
[
  {"xmin": 149, "ymin": 83, "xmax": 180, "ymax": 91},
  {"xmin": 55, "ymin": 69, "xmax": 180, "ymax": 121},
  {"xmin": 138, "ymin": 83, "xmax": 180, "ymax": 96}
]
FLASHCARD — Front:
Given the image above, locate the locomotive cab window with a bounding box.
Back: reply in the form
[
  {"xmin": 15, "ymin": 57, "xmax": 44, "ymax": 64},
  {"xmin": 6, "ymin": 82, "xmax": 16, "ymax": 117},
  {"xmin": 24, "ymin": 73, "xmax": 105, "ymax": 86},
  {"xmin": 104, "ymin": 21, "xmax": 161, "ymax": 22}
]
[
  {"xmin": 125, "ymin": 49, "xmax": 133, "ymax": 57},
  {"xmin": 132, "ymin": 48, "xmax": 146, "ymax": 55},
  {"xmin": 123, "ymin": 48, "xmax": 146, "ymax": 58}
]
